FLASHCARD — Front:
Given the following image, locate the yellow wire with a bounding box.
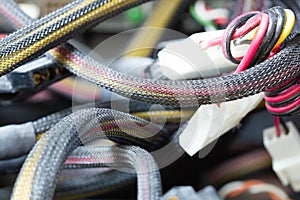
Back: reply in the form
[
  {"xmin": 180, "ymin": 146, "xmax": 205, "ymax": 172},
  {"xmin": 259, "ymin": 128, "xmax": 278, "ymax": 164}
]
[
  {"xmin": 248, "ymin": 9, "xmax": 295, "ymax": 47},
  {"xmin": 125, "ymin": 0, "xmax": 184, "ymax": 57},
  {"xmin": 273, "ymin": 9, "xmax": 295, "ymax": 48},
  {"xmin": 133, "ymin": 110, "xmax": 195, "ymax": 123}
]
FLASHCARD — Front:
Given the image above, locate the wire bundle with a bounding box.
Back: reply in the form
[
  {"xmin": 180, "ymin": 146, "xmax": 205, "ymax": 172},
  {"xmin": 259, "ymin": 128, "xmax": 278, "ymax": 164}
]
[
  {"xmin": 201, "ymin": 7, "xmax": 295, "ymax": 71},
  {"xmin": 0, "ymin": 0, "xmax": 299, "ymax": 107},
  {"xmin": 64, "ymin": 145, "xmax": 162, "ymax": 200},
  {"xmin": 11, "ymin": 108, "xmax": 164, "ymax": 200},
  {"xmin": 265, "ymin": 76, "xmax": 300, "ymax": 115},
  {"xmin": 271, "ymin": 0, "xmax": 300, "ymax": 31},
  {"xmin": 0, "ymin": 0, "xmax": 152, "ymax": 76},
  {"xmin": 0, "ymin": 1, "xmax": 298, "ymax": 199},
  {"xmin": 201, "ymin": 6, "xmax": 299, "ymax": 116}
]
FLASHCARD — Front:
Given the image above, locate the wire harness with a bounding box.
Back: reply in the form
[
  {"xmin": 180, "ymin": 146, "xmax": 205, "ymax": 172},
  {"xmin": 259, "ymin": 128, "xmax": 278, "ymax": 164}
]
[
  {"xmin": 0, "ymin": 1, "xmax": 299, "ymax": 107},
  {"xmin": 11, "ymin": 108, "xmax": 164, "ymax": 200},
  {"xmin": 200, "ymin": 6, "xmax": 299, "ymax": 115}
]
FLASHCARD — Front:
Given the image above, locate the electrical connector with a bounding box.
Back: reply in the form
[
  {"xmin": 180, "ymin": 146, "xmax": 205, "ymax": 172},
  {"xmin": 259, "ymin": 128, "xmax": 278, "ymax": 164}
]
[
  {"xmin": 263, "ymin": 122, "xmax": 300, "ymax": 192},
  {"xmin": 157, "ymin": 30, "xmax": 249, "ymax": 80},
  {"xmin": 0, "ymin": 55, "xmax": 70, "ymax": 104},
  {"xmin": 180, "ymin": 93, "xmax": 263, "ymax": 156}
]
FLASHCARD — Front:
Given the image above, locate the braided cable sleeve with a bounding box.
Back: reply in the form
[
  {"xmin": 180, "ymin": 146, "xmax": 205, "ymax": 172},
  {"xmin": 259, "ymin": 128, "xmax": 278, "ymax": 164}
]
[
  {"xmin": 32, "ymin": 101, "xmax": 114, "ymax": 135},
  {"xmin": 0, "ymin": 0, "xmax": 84, "ymax": 48},
  {"xmin": 31, "ymin": 99, "xmax": 187, "ymax": 135},
  {"xmin": 11, "ymin": 108, "xmax": 165, "ymax": 200},
  {"xmin": 1, "ymin": 0, "xmax": 299, "ymax": 107},
  {"xmin": 0, "ymin": 0, "xmax": 152, "ymax": 76},
  {"xmin": 33, "ymin": 109, "xmax": 193, "ymax": 135},
  {"xmin": 0, "ymin": 0, "xmax": 32, "ymax": 29},
  {"xmin": 55, "ymin": 169, "xmax": 135, "ymax": 200},
  {"xmin": 0, "ymin": 0, "xmax": 33, "ymax": 30},
  {"xmin": 32, "ymin": 108, "xmax": 73, "ymax": 135},
  {"xmin": 65, "ymin": 145, "xmax": 162, "ymax": 200},
  {"xmin": 52, "ymin": 39, "xmax": 300, "ymax": 107}
]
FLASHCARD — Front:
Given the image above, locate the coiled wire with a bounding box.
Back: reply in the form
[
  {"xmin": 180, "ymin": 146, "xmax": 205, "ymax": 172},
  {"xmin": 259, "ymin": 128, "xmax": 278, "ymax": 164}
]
[
  {"xmin": 0, "ymin": 0, "xmax": 299, "ymax": 107},
  {"xmin": 11, "ymin": 108, "xmax": 165, "ymax": 200}
]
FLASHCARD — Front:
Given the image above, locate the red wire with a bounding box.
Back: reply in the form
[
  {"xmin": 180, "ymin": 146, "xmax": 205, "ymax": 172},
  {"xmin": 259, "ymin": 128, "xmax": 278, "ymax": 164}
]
[
  {"xmin": 265, "ymin": 97, "xmax": 300, "ymax": 114},
  {"xmin": 265, "ymin": 78, "xmax": 297, "ymax": 93},
  {"xmin": 264, "ymin": 84, "xmax": 300, "ymax": 103},
  {"xmin": 274, "ymin": 116, "xmax": 281, "ymax": 137},
  {"xmin": 205, "ymin": 5, "xmax": 228, "ymax": 26},
  {"xmin": 222, "ymin": 12, "xmax": 264, "ymax": 60},
  {"xmin": 268, "ymin": 44, "xmax": 281, "ymax": 58},
  {"xmin": 0, "ymin": 6, "xmax": 24, "ymax": 28},
  {"xmin": 199, "ymin": 9, "xmax": 297, "ymax": 115},
  {"xmin": 235, "ymin": 13, "xmax": 269, "ymax": 73},
  {"xmin": 200, "ymin": 11, "xmax": 260, "ymax": 49}
]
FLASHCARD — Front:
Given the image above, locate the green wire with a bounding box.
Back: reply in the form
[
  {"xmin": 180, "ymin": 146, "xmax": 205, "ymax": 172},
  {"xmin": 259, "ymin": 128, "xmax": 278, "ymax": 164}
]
[
  {"xmin": 189, "ymin": 4, "xmax": 218, "ymax": 29},
  {"xmin": 126, "ymin": 6, "xmax": 145, "ymax": 24}
]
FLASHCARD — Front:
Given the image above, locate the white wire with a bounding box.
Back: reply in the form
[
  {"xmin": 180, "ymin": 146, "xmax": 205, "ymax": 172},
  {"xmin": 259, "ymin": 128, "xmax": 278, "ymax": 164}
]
[
  {"xmin": 248, "ymin": 184, "xmax": 290, "ymax": 199},
  {"xmin": 194, "ymin": 0, "xmax": 229, "ymax": 21},
  {"xmin": 218, "ymin": 181, "xmax": 244, "ymax": 199},
  {"xmin": 218, "ymin": 180, "xmax": 291, "ymax": 200}
]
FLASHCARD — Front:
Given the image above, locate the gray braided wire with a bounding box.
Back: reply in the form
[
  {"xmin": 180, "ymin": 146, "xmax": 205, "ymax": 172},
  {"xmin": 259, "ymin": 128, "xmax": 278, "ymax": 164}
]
[
  {"xmin": 12, "ymin": 108, "xmax": 165, "ymax": 199},
  {"xmin": 65, "ymin": 145, "xmax": 162, "ymax": 200}
]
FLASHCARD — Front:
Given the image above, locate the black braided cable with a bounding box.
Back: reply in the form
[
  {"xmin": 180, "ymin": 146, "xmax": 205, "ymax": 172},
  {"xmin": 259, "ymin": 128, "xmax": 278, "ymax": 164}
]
[{"xmin": 0, "ymin": 1, "xmax": 299, "ymax": 108}]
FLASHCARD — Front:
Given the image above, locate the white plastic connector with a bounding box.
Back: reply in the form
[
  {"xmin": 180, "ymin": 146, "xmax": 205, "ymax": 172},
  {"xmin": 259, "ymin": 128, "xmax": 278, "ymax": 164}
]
[
  {"xmin": 263, "ymin": 122, "xmax": 300, "ymax": 192},
  {"xmin": 179, "ymin": 93, "xmax": 264, "ymax": 156},
  {"xmin": 157, "ymin": 30, "xmax": 249, "ymax": 80}
]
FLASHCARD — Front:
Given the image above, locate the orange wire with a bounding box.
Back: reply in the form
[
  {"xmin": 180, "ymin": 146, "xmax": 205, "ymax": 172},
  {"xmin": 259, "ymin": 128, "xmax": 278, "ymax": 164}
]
[{"xmin": 227, "ymin": 180, "xmax": 264, "ymax": 198}]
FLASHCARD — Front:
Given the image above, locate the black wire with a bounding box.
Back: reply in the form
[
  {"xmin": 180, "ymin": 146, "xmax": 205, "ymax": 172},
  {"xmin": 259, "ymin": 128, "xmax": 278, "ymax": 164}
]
[
  {"xmin": 272, "ymin": 0, "xmax": 300, "ymax": 31},
  {"xmin": 279, "ymin": 117, "xmax": 289, "ymax": 134},
  {"xmin": 265, "ymin": 74, "xmax": 300, "ymax": 96},
  {"xmin": 225, "ymin": 7, "xmax": 287, "ymax": 68},
  {"xmin": 257, "ymin": 6, "xmax": 286, "ymax": 63},
  {"xmin": 266, "ymin": 92, "xmax": 300, "ymax": 107},
  {"xmin": 269, "ymin": 104, "xmax": 300, "ymax": 116},
  {"xmin": 248, "ymin": 9, "xmax": 277, "ymax": 67},
  {"xmin": 225, "ymin": 13, "xmax": 257, "ymax": 64},
  {"xmin": 266, "ymin": 94, "xmax": 300, "ymax": 107}
]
